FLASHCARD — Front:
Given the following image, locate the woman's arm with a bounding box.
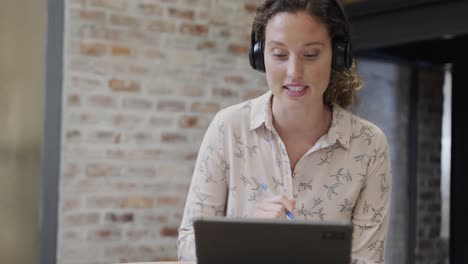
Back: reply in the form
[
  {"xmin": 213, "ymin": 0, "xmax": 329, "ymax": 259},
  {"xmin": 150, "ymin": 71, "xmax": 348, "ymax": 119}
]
[
  {"xmin": 177, "ymin": 113, "xmax": 228, "ymax": 261},
  {"xmin": 351, "ymin": 132, "xmax": 392, "ymax": 264}
]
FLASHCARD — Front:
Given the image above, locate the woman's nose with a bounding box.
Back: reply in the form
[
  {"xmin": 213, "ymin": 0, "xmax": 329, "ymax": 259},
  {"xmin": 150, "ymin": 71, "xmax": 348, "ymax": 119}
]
[{"xmin": 287, "ymin": 56, "xmax": 304, "ymax": 81}]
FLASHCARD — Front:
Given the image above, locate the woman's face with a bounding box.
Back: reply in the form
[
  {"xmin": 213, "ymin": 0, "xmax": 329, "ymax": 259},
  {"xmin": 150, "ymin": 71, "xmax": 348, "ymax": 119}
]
[{"xmin": 264, "ymin": 11, "xmax": 332, "ymax": 111}]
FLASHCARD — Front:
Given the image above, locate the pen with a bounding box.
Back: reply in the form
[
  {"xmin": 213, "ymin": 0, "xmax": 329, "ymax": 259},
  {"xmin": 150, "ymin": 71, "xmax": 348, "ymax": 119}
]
[{"xmin": 260, "ymin": 182, "xmax": 295, "ymax": 220}]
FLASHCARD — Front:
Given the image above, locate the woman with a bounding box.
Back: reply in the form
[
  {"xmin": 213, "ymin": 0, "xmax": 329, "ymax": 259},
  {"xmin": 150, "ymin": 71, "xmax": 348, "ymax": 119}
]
[{"xmin": 178, "ymin": 0, "xmax": 391, "ymax": 263}]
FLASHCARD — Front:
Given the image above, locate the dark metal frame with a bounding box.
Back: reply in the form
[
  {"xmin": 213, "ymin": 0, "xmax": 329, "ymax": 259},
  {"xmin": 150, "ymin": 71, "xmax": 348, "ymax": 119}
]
[
  {"xmin": 451, "ymin": 61, "xmax": 467, "ymax": 264},
  {"xmin": 348, "ymin": 0, "xmax": 468, "ymax": 51},
  {"xmin": 407, "ymin": 68, "xmax": 419, "ymax": 264},
  {"xmin": 39, "ymin": 0, "xmax": 63, "ymax": 263},
  {"xmin": 345, "ymin": 0, "xmax": 458, "ymax": 19}
]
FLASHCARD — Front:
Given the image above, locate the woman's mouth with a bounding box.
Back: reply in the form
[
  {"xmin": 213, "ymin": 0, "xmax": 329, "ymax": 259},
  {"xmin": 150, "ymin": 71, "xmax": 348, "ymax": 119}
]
[{"xmin": 284, "ymin": 85, "xmax": 308, "ymax": 97}]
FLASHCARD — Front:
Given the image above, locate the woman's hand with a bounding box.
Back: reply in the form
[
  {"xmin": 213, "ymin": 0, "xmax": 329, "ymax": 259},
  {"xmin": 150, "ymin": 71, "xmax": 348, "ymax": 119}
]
[{"xmin": 253, "ymin": 194, "xmax": 298, "ymax": 219}]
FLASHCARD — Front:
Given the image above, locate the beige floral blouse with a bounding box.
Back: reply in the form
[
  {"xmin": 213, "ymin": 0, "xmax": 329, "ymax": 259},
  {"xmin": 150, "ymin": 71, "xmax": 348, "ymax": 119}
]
[{"xmin": 178, "ymin": 91, "xmax": 391, "ymax": 263}]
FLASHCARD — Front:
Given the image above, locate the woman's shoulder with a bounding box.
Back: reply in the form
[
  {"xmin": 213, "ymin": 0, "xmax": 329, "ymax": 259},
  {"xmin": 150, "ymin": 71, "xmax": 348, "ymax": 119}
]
[
  {"xmin": 348, "ymin": 112, "xmax": 389, "ymax": 148},
  {"xmin": 217, "ymin": 100, "xmax": 252, "ymax": 120},
  {"xmin": 214, "ymin": 91, "xmax": 269, "ymax": 129}
]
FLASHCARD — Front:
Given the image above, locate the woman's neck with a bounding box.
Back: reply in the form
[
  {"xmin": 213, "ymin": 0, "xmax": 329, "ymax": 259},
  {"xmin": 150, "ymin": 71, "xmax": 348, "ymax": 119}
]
[{"xmin": 271, "ymin": 98, "xmax": 332, "ymax": 140}]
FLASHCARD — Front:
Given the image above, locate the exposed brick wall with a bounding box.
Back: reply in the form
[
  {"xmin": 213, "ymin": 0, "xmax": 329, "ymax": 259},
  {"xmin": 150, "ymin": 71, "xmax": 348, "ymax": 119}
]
[
  {"xmin": 415, "ymin": 67, "xmax": 444, "ymax": 264},
  {"xmin": 59, "ymin": 0, "xmax": 264, "ymax": 263}
]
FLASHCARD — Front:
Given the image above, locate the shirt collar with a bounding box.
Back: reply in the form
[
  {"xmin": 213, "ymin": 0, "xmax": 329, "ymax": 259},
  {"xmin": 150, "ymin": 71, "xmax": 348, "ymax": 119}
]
[
  {"xmin": 327, "ymin": 103, "xmax": 351, "ymax": 149},
  {"xmin": 250, "ymin": 91, "xmax": 273, "ymax": 131},
  {"xmin": 249, "ymin": 91, "xmax": 351, "ymax": 149}
]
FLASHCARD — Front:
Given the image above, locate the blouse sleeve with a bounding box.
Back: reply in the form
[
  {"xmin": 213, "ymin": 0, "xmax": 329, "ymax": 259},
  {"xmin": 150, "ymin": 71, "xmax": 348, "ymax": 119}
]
[
  {"xmin": 177, "ymin": 113, "xmax": 228, "ymax": 261},
  {"xmin": 351, "ymin": 131, "xmax": 392, "ymax": 264}
]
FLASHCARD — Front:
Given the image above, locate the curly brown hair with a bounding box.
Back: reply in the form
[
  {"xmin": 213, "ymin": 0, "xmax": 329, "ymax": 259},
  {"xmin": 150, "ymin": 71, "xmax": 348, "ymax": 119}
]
[{"xmin": 253, "ymin": 0, "xmax": 363, "ymax": 109}]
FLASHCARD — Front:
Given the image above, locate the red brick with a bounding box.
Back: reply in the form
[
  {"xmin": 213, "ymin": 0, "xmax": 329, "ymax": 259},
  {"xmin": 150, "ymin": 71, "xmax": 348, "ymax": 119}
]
[
  {"xmin": 148, "ymin": 116, "xmax": 174, "ymax": 127},
  {"xmin": 87, "ymin": 94, "xmax": 118, "ymax": 108},
  {"xmin": 197, "ymin": 41, "xmax": 216, "ymax": 51},
  {"xmin": 132, "ymin": 148, "xmax": 166, "ymax": 160},
  {"xmin": 63, "ymin": 162, "xmax": 80, "ymax": 178},
  {"xmin": 213, "ymin": 87, "xmax": 239, "ymax": 98},
  {"xmin": 69, "ymin": 0, "xmax": 85, "ymax": 7},
  {"xmin": 70, "ymin": 76, "xmax": 102, "ymax": 90},
  {"xmin": 126, "ymin": 166, "xmax": 156, "ymax": 178},
  {"xmin": 80, "ymin": 42, "xmax": 107, "ymax": 56},
  {"xmin": 125, "ymin": 229, "xmax": 149, "ymax": 241},
  {"xmin": 157, "ymin": 100, "xmax": 186, "ymax": 112},
  {"xmin": 61, "ymin": 245, "xmax": 101, "ymax": 260},
  {"xmin": 108, "ymin": 182, "xmax": 138, "ymax": 192},
  {"xmin": 180, "ymin": 23, "xmax": 208, "ymax": 36},
  {"xmin": 156, "ymin": 196, "xmax": 181, "ymax": 206},
  {"xmin": 62, "ymin": 230, "xmax": 83, "ymax": 242},
  {"xmin": 86, "ymin": 163, "xmax": 121, "ymax": 177},
  {"xmin": 177, "ymin": 84, "xmax": 204, "ymax": 97},
  {"xmin": 121, "ymin": 196, "xmax": 153, "ymax": 208},
  {"xmin": 63, "ymin": 213, "xmax": 100, "ymax": 226},
  {"xmin": 228, "ymin": 43, "xmax": 249, "ymax": 55},
  {"xmin": 67, "ymin": 94, "xmax": 81, "ymax": 106},
  {"xmin": 78, "ymin": 10, "xmax": 106, "ymax": 23},
  {"xmin": 89, "ymin": 0, "xmax": 127, "ymax": 11},
  {"xmin": 179, "ymin": 115, "xmax": 208, "ymax": 129},
  {"xmin": 218, "ymin": 29, "xmax": 231, "ymax": 38},
  {"xmin": 106, "ymin": 148, "xmax": 127, "ymax": 159},
  {"xmin": 105, "ymin": 212, "xmax": 134, "ymax": 223},
  {"xmin": 144, "ymin": 48, "xmax": 167, "ymax": 60},
  {"xmin": 168, "ymin": 7, "xmax": 195, "ymax": 20},
  {"xmin": 122, "ymin": 97, "xmax": 153, "ymax": 110},
  {"xmin": 161, "ymin": 132, "xmax": 187, "ymax": 143},
  {"xmin": 62, "ymin": 197, "xmax": 81, "ymax": 211},
  {"xmin": 86, "ymin": 196, "xmax": 122, "ymax": 209},
  {"xmin": 112, "ymin": 114, "xmax": 142, "ymax": 128},
  {"xmin": 111, "ymin": 45, "xmax": 133, "ymax": 57},
  {"xmin": 142, "ymin": 214, "xmax": 169, "ymax": 225},
  {"xmin": 224, "ymin": 75, "xmax": 247, "ymax": 85},
  {"xmin": 137, "ymin": 3, "xmax": 163, "ymax": 16},
  {"xmin": 87, "ymin": 130, "xmax": 121, "ymax": 144},
  {"xmin": 88, "ymin": 228, "xmax": 122, "ymax": 241},
  {"xmin": 244, "ymin": 3, "xmax": 258, "ymax": 13},
  {"xmin": 160, "ymin": 227, "xmax": 178, "ymax": 237},
  {"xmin": 146, "ymin": 81, "xmax": 173, "ymax": 95},
  {"xmin": 191, "ymin": 102, "xmax": 220, "ymax": 113},
  {"xmin": 109, "ymin": 78, "xmax": 140, "ymax": 92},
  {"xmin": 125, "ymin": 131, "xmax": 155, "ymax": 144},
  {"xmin": 67, "ymin": 111, "xmax": 101, "ymax": 124},
  {"xmin": 148, "ymin": 20, "xmax": 176, "ymax": 33},
  {"xmin": 185, "ymin": 152, "xmax": 198, "ymax": 161},
  {"xmin": 129, "ymin": 65, "xmax": 150, "ymax": 76},
  {"xmin": 197, "ymin": 10, "xmax": 209, "ymax": 21},
  {"xmin": 209, "ymin": 15, "xmax": 227, "ymax": 26},
  {"xmin": 66, "ymin": 129, "xmax": 82, "ymax": 142},
  {"xmin": 110, "ymin": 14, "xmax": 139, "ymax": 28}
]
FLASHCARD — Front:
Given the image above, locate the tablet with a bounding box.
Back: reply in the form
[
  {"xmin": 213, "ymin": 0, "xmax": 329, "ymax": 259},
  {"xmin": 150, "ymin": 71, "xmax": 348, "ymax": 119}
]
[{"xmin": 193, "ymin": 216, "xmax": 353, "ymax": 264}]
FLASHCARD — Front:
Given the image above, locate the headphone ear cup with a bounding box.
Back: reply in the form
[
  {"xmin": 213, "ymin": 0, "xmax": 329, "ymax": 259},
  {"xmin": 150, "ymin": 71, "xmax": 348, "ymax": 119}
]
[
  {"xmin": 252, "ymin": 40, "xmax": 265, "ymax": 72},
  {"xmin": 249, "ymin": 41, "xmax": 257, "ymax": 70},
  {"xmin": 332, "ymin": 37, "xmax": 345, "ymax": 71},
  {"xmin": 344, "ymin": 41, "xmax": 352, "ymax": 69},
  {"xmin": 332, "ymin": 36, "xmax": 352, "ymax": 71}
]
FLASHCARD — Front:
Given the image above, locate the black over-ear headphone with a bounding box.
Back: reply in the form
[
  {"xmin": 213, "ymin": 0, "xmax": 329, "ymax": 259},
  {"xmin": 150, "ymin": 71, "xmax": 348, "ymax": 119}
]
[{"xmin": 249, "ymin": 0, "xmax": 353, "ymax": 73}]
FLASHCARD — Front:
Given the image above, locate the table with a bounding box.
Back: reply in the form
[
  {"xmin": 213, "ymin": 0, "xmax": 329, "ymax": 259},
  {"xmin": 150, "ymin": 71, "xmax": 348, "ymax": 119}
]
[{"xmin": 120, "ymin": 262, "xmax": 195, "ymax": 264}]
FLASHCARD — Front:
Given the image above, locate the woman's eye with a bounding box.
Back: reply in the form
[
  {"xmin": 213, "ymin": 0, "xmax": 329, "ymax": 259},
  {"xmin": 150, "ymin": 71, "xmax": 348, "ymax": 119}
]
[
  {"xmin": 304, "ymin": 53, "xmax": 318, "ymax": 59},
  {"xmin": 273, "ymin": 54, "xmax": 287, "ymax": 60}
]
